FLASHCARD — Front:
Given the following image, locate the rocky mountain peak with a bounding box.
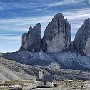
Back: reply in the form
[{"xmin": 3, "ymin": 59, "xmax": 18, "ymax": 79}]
[
  {"xmin": 42, "ymin": 13, "xmax": 71, "ymax": 53},
  {"xmin": 20, "ymin": 13, "xmax": 71, "ymax": 53},
  {"xmin": 73, "ymin": 18, "xmax": 90, "ymax": 56},
  {"xmin": 54, "ymin": 13, "xmax": 64, "ymax": 20},
  {"xmin": 29, "ymin": 26, "xmax": 32, "ymax": 31},
  {"xmin": 19, "ymin": 13, "xmax": 90, "ymax": 56},
  {"xmin": 20, "ymin": 23, "xmax": 41, "ymax": 52},
  {"xmin": 84, "ymin": 18, "xmax": 90, "ymax": 24},
  {"xmin": 33, "ymin": 23, "xmax": 41, "ymax": 30}
]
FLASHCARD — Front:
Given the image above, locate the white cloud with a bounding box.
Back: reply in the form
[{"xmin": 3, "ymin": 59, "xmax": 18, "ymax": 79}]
[
  {"xmin": 47, "ymin": 0, "xmax": 85, "ymax": 7},
  {"xmin": 0, "ymin": 35, "xmax": 21, "ymax": 41},
  {"xmin": 0, "ymin": 0, "xmax": 84, "ymax": 12},
  {"xmin": 0, "ymin": 16, "xmax": 53, "ymax": 33},
  {"xmin": 0, "ymin": 8, "xmax": 90, "ymax": 39},
  {"xmin": 0, "ymin": 35, "xmax": 21, "ymax": 53},
  {"xmin": 0, "ymin": 2, "xmax": 48, "ymax": 12},
  {"xmin": 63, "ymin": 8, "xmax": 90, "ymax": 35},
  {"xmin": 0, "ymin": 6, "xmax": 90, "ymax": 52},
  {"xmin": 0, "ymin": 8, "xmax": 89, "ymax": 34},
  {"xmin": 64, "ymin": 8, "xmax": 90, "ymax": 20},
  {"xmin": 0, "ymin": 16, "xmax": 53, "ymax": 53}
]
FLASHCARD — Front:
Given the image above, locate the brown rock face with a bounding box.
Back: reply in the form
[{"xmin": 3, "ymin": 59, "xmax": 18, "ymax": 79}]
[
  {"xmin": 41, "ymin": 13, "xmax": 71, "ymax": 53},
  {"xmin": 20, "ymin": 23, "xmax": 41, "ymax": 52},
  {"xmin": 74, "ymin": 18, "xmax": 90, "ymax": 56}
]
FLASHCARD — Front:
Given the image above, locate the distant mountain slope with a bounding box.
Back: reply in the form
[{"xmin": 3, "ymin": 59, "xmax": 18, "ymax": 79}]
[
  {"xmin": 3, "ymin": 51, "xmax": 90, "ymax": 70},
  {"xmin": 0, "ymin": 51, "xmax": 90, "ymax": 80},
  {"xmin": 0, "ymin": 55, "xmax": 34, "ymax": 81},
  {"xmin": 1, "ymin": 52, "xmax": 90, "ymax": 80}
]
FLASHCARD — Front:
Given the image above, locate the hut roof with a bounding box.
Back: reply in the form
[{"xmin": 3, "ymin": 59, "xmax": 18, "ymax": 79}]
[{"xmin": 43, "ymin": 75, "xmax": 53, "ymax": 82}]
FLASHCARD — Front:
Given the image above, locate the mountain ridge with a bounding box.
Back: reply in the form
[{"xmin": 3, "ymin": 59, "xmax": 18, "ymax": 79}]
[
  {"xmin": 2, "ymin": 13, "xmax": 90, "ymax": 80},
  {"xmin": 1, "ymin": 53, "xmax": 90, "ymax": 81}
]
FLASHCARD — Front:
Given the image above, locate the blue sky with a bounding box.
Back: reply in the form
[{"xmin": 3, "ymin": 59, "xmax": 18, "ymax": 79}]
[{"xmin": 0, "ymin": 0, "xmax": 90, "ymax": 53}]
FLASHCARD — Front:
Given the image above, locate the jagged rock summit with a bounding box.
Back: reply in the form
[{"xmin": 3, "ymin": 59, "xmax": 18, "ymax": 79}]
[
  {"xmin": 42, "ymin": 13, "xmax": 71, "ymax": 53},
  {"xmin": 20, "ymin": 13, "xmax": 71, "ymax": 53},
  {"xmin": 74, "ymin": 18, "xmax": 90, "ymax": 56},
  {"xmin": 20, "ymin": 23, "xmax": 41, "ymax": 52}
]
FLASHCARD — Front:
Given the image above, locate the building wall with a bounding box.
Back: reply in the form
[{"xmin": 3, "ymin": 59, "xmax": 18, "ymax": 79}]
[{"xmin": 36, "ymin": 81, "xmax": 54, "ymax": 87}]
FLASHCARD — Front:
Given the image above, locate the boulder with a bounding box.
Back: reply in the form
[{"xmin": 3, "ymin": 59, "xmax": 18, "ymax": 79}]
[
  {"xmin": 74, "ymin": 18, "xmax": 90, "ymax": 56},
  {"xmin": 41, "ymin": 13, "xmax": 71, "ymax": 53},
  {"xmin": 20, "ymin": 23, "xmax": 41, "ymax": 52}
]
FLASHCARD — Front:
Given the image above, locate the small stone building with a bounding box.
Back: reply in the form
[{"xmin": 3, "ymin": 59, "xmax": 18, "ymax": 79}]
[{"xmin": 36, "ymin": 70, "xmax": 54, "ymax": 88}]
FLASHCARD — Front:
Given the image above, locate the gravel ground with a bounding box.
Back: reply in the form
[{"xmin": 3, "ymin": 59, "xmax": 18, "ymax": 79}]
[{"xmin": 1, "ymin": 80, "xmax": 90, "ymax": 90}]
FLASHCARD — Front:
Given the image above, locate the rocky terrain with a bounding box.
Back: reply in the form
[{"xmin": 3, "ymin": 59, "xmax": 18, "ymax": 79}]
[
  {"xmin": 20, "ymin": 23, "xmax": 41, "ymax": 52},
  {"xmin": 3, "ymin": 51, "xmax": 90, "ymax": 71},
  {"xmin": 73, "ymin": 18, "xmax": 90, "ymax": 56},
  {"xmin": 1, "ymin": 13, "xmax": 90, "ymax": 81},
  {"xmin": 41, "ymin": 13, "xmax": 71, "ymax": 53},
  {"xmin": 1, "ymin": 53, "xmax": 90, "ymax": 81},
  {"xmin": 0, "ymin": 53, "xmax": 34, "ymax": 81}
]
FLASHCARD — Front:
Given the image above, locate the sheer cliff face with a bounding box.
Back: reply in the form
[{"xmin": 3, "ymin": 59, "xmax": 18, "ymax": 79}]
[
  {"xmin": 74, "ymin": 19, "xmax": 90, "ymax": 56},
  {"xmin": 20, "ymin": 23, "xmax": 41, "ymax": 52},
  {"xmin": 20, "ymin": 13, "xmax": 71, "ymax": 53},
  {"xmin": 42, "ymin": 13, "xmax": 71, "ymax": 53},
  {"xmin": 20, "ymin": 14, "xmax": 90, "ymax": 56}
]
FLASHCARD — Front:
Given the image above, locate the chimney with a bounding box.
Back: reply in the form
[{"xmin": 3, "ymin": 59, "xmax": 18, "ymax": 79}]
[{"xmin": 39, "ymin": 70, "xmax": 44, "ymax": 80}]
